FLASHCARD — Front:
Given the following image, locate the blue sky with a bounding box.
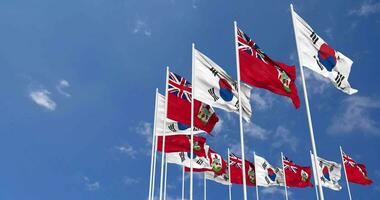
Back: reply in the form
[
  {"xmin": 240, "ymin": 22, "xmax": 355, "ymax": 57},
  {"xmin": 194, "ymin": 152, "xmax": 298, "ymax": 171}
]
[{"xmin": 1, "ymin": 0, "xmax": 380, "ymax": 199}]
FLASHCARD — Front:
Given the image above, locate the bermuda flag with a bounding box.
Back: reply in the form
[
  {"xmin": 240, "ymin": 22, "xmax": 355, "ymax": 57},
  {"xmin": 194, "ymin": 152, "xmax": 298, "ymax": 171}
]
[
  {"xmin": 193, "ymin": 48, "xmax": 252, "ymax": 122},
  {"xmin": 205, "ymin": 171, "xmax": 230, "ymax": 185},
  {"xmin": 311, "ymin": 153, "xmax": 342, "ymax": 191},
  {"xmin": 291, "ymin": 8, "xmax": 357, "ymax": 95},
  {"xmin": 254, "ymin": 154, "xmax": 285, "ymax": 187},
  {"xmin": 155, "ymin": 92, "xmax": 204, "ymax": 136},
  {"xmin": 185, "ymin": 146, "xmax": 227, "ymax": 176},
  {"xmin": 342, "ymin": 151, "xmax": 373, "ymax": 185},
  {"xmin": 229, "ymin": 153, "xmax": 256, "ymax": 186},
  {"xmin": 236, "ymin": 27, "xmax": 301, "ymax": 108},
  {"xmin": 157, "ymin": 135, "xmax": 207, "ymax": 157},
  {"xmin": 283, "ymin": 155, "xmax": 312, "ymax": 188},
  {"xmin": 167, "ymin": 71, "xmax": 219, "ymax": 134}
]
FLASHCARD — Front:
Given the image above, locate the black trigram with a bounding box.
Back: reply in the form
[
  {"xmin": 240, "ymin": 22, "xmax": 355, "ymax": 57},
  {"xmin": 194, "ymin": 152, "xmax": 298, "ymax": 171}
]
[
  {"xmin": 209, "ymin": 67, "xmax": 219, "ymax": 76},
  {"xmin": 168, "ymin": 124, "xmax": 176, "ymax": 132},
  {"xmin": 234, "ymin": 100, "xmax": 239, "ymax": 110},
  {"xmin": 196, "ymin": 159, "xmax": 204, "ymax": 165},
  {"xmin": 310, "ymin": 32, "xmax": 319, "ymax": 44},
  {"xmin": 335, "ymin": 72, "xmax": 345, "ymax": 88},
  {"xmin": 208, "ymin": 88, "xmax": 219, "ymax": 101},
  {"xmin": 179, "ymin": 152, "xmax": 186, "ymax": 162}
]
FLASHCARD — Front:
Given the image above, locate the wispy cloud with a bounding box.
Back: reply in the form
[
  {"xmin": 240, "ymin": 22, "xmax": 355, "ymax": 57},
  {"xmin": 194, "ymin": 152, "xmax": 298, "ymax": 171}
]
[
  {"xmin": 135, "ymin": 121, "xmax": 153, "ymax": 144},
  {"xmin": 271, "ymin": 126, "xmax": 298, "ymax": 152},
  {"xmin": 29, "ymin": 89, "xmax": 57, "ymax": 111},
  {"xmin": 251, "ymin": 90, "xmax": 275, "ymax": 111},
  {"xmin": 123, "ymin": 176, "xmax": 140, "ymax": 185},
  {"xmin": 56, "ymin": 79, "xmax": 71, "ymax": 97},
  {"xmin": 302, "ymin": 68, "xmax": 330, "ymax": 95},
  {"xmin": 244, "ymin": 122, "xmax": 270, "ymax": 140},
  {"xmin": 261, "ymin": 187, "xmax": 292, "ymax": 198},
  {"xmin": 115, "ymin": 144, "xmax": 138, "ymax": 158},
  {"xmin": 83, "ymin": 176, "xmax": 100, "ymax": 191},
  {"xmin": 328, "ymin": 96, "xmax": 380, "ymax": 135},
  {"xmin": 132, "ymin": 19, "xmax": 152, "ymax": 37},
  {"xmin": 213, "ymin": 118, "xmax": 224, "ymax": 135},
  {"xmin": 349, "ymin": 1, "xmax": 380, "ymax": 16}
]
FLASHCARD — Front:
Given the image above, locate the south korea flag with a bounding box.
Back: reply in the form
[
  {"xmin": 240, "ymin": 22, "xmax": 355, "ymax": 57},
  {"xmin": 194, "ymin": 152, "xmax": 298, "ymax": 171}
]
[{"xmin": 291, "ymin": 7, "xmax": 357, "ymax": 95}]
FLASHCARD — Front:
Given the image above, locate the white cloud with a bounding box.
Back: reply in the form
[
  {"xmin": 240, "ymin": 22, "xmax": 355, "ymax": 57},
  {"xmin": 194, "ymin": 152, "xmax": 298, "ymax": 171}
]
[
  {"xmin": 271, "ymin": 126, "xmax": 298, "ymax": 152},
  {"xmin": 83, "ymin": 176, "xmax": 100, "ymax": 191},
  {"xmin": 349, "ymin": 1, "xmax": 380, "ymax": 16},
  {"xmin": 251, "ymin": 91, "xmax": 275, "ymax": 111},
  {"xmin": 56, "ymin": 79, "xmax": 71, "ymax": 97},
  {"xmin": 132, "ymin": 19, "xmax": 152, "ymax": 37},
  {"xmin": 123, "ymin": 176, "xmax": 139, "ymax": 185},
  {"xmin": 324, "ymin": 28, "xmax": 334, "ymax": 40},
  {"xmin": 261, "ymin": 187, "xmax": 292, "ymax": 197},
  {"xmin": 244, "ymin": 122, "xmax": 270, "ymax": 140},
  {"xmin": 328, "ymin": 96, "xmax": 380, "ymax": 135},
  {"xmin": 115, "ymin": 144, "xmax": 137, "ymax": 158},
  {"xmin": 302, "ymin": 68, "xmax": 330, "ymax": 95},
  {"xmin": 135, "ymin": 121, "xmax": 153, "ymax": 144},
  {"xmin": 29, "ymin": 89, "xmax": 57, "ymax": 111}
]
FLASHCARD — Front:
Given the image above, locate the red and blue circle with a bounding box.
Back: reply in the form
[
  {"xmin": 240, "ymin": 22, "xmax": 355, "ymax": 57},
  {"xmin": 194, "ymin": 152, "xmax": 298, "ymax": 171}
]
[
  {"xmin": 322, "ymin": 166, "xmax": 331, "ymax": 181},
  {"xmin": 218, "ymin": 78, "xmax": 233, "ymax": 102},
  {"xmin": 317, "ymin": 43, "xmax": 336, "ymax": 71},
  {"xmin": 267, "ymin": 168, "xmax": 277, "ymax": 182}
]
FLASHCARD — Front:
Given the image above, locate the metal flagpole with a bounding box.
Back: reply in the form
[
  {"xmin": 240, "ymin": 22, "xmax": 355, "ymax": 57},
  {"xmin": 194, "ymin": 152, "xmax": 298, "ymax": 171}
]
[
  {"xmin": 182, "ymin": 166, "xmax": 185, "ymax": 200},
  {"xmin": 228, "ymin": 148, "xmax": 232, "ymax": 200},
  {"xmin": 310, "ymin": 151, "xmax": 320, "ymax": 200},
  {"xmin": 190, "ymin": 43, "xmax": 195, "ymax": 200},
  {"xmin": 281, "ymin": 152, "xmax": 289, "ymax": 200},
  {"xmin": 234, "ymin": 20, "xmax": 248, "ymax": 200},
  {"xmin": 164, "ymin": 159, "xmax": 168, "ymax": 200},
  {"xmin": 290, "ymin": 4, "xmax": 324, "ymax": 200},
  {"xmin": 149, "ymin": 89, "xmax": 159, "ymax": 200},
  {"xmin": 204, "ymin": 172, "xmax": 207, "ymax": 200},
  {"xmin": 340, "ymin": 146, "xmax": 353, "ymax": 200},
  {"xmin": 159, "ymin": 67, "xmax": 170, "ymax": 200},
  {"xmin": 253, "ymin": 152, "xmax": 259, "ymax": 200}
]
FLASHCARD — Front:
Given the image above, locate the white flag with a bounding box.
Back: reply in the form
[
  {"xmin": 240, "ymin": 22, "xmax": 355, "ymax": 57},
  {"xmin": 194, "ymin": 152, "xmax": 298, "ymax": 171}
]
[
  {"xmin": 193, "ymin": 48, "xmax": 252, "ymax": 122},
  {"xmin": 166, "ymin": 152, "xmax": 211, "ymax": 169},
  {"xmin": 311, "ymin": 153, "xmax": 342, "ymax": 191},
  {"xmin": 254, "ymin": 154, "xmax": 285, "ymax": 187},
  {"xmin": 155, "ymin": 92, "xmax": 203, "ymax": 136},
  {"xmin": 291, "ymin": 8, "xmax": 357, "ymax": 95},
  {"xmin": 205, "ymin": 171, "xmax": 230, "ymax": 185}
]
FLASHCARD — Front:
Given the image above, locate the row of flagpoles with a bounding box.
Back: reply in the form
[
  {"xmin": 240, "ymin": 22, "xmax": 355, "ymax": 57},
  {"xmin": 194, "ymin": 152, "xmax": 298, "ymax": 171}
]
[{"xmin": 147, "ymin": 4, "xmax": 371, "ymax": 200}]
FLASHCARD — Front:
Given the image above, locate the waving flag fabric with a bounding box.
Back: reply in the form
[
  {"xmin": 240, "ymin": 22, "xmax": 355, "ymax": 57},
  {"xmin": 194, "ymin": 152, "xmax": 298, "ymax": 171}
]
[
  {"xmin": 343, "ymin": 151, "xmax": 373, "ymax": 185},
  {"xmin": 311, "ymin": 154, "xmax": 342, "ymax": 191},
  {"xmin": 229, "ymin": 153, "xmax": 256, "ymax": 186},
  {"xmin": 205, "ymin": 170, "xmax": 230, "ymax": 185},
  {"xmin": 254, "ymin": 154, "xmax": 285, "ymax": 187},
  {"xmin": 193, "ymin": 48, "xmax": 252, "ymax": 121},
  {"xmin": 155, "ymin": 92, "xmax": 203, "ymax": 136},
  {"xmin": 167, "ymin": 72, "xmax": 219, "ymax": 133},
  {"xmin": 237, "ymin": 27, "xmax": 300, "ymax": 108},
  {"xmin": 283, "ymin": 156, "xmax": 312, "ymax": 188},
  {"xmin": 166, "ymin": 152, "xmax": 211, "ymax": 169},
  {"xmin": 185, "ymin": 146, "xmax": 227, "ymax": 176},
  {"xmin": 157, "ymin": 135, "xmax": 206, "ymax": 156},
  {"xmin": 291, "ymin": 9, "xmax": 357, "ymax": 95}
]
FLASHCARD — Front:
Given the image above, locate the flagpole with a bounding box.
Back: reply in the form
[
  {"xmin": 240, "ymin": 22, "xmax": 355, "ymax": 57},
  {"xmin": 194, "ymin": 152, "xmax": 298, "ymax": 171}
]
[
  {"xmin": 228, "ymin": 148, "xmax": 232, "ymax": 200},
  {"xmin": 290, "ymin": 4, "xmax": 324, "ymax": 200},
  {"xmin": 204, "ymin": 173, "xmax": 207, "ymax": 200},
  {"xmin": 281, "ymin": 152, "xmax": 289, "ymax": 200},
  {"xmin": 182, "ymin": 166, "xmax": 185, "ymax": 200},
  {"xmin": 340, "ymin": 146, "xmax": 353, "ymax": 200},
  {"xmin": 310, "ymin": 151, "xmax": 320, "ymax": 200},
  {"xmin": 234, "ymin": 20, "xmax": 248, "ymax": 200},
  {"xmin": 164, "ymin": 159, "xmax": 168, "ymax": 200},
  {"xmin": 254, "ymin": 152, "xmax": 259, "ymax": 200},
  {"xmin": 151, "ymin": 129, "xmax": 158, "ymax": 200},
  {"xmin": 148, "ymin": 89, "xmax": 159, "ymax": 200},
  {"xmin": 159, "ymin": 67, "xmax": 170, "ymax": 200},
  {"xmin": 190, "ymin": 43, "xmax": 195, "ymax": 200}
]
